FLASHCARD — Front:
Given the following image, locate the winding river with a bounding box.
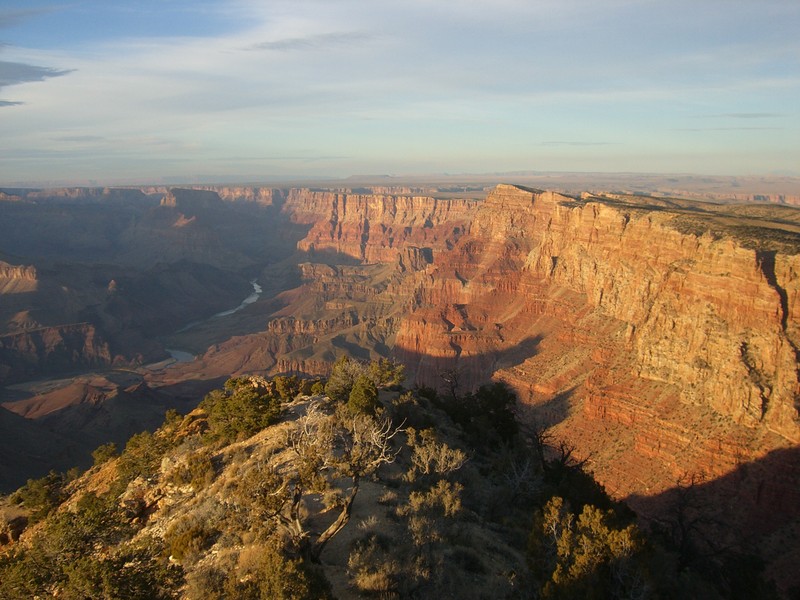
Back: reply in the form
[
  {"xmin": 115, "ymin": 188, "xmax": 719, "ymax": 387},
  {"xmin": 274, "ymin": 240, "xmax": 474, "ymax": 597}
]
[{"xmin": 166, "ymin": 280, "xmax": 262, "ymax": 362}]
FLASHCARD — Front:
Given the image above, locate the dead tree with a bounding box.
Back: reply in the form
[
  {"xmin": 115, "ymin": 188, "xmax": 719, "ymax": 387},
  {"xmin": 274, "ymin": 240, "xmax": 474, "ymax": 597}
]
[{"xmin": 279, "ymin": 401, "xmax": 403, "ymax": 561}]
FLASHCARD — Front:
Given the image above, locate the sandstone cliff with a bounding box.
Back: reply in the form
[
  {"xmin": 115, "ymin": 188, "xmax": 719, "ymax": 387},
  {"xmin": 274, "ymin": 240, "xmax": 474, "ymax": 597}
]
[
  {"xmin": 0, "ymin": 260, "xmax": 37, "ymax": 295},
  {"xmin": 387, "ymin": 186, "xmax": 800, "ymax": 501},
  {"xmin": 283, "ymin": 188, "xmax": 475, "ymax": 262}
]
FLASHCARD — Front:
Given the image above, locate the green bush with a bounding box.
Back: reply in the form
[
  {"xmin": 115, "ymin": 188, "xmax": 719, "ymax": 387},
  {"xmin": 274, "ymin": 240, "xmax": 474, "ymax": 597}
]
[
  {"xmin": 92, "ymin": 442, "xmax": 118, "ymax": 466},
  {"xmin": 201, "ymin": 378, "xmax": 282, "ymax": 443},
  {"xmin": 348, "ymin": 375, "xmax": 379, "ymax": 415},
  {"xmin": 325, "ymin": 355, "xmax": 361, "ymax": 402},
  {"xmin": 273, "ymin": 375, "xmax": 301, "ymax": 401},
  {"xmin": 60, "ymin": 542, "xmax": 182, "ymax": 600},
  {"xmin": 10, "ymin": 471, "xmax": 67, "ymax": 523},
  {"xmin": 117, "ymin": 430, "xmax": 169, "ymax": 484},
  {"xmin": 435, "ymin": 381, "xmax": 518, "ymax": 447},
  {"xmin": 366, "ymin": 358, "xmax": 406, "ymax": 388}
]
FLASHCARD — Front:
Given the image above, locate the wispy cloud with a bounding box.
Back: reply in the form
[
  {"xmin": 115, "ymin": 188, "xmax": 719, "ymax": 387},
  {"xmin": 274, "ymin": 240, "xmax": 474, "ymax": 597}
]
[
  {"xmin": 0, "ymin": 60, "xmax": 73, "ymax": 88},
  {"xmin": 53, "ymin": 135, "xmax": 107, "ymax": 142},
  {"xmin": 700, "ymin": 112, "xmax": 784, "ymax": 119},
  {"xmin": 0, "ymin": 8, "xmax": 57, "ymax": 29},
  {"xmin": 1, "ymin": 0, "xmax": 798, "ymax": 183},
  {"xmin": 247, "ymin": 31, "xmax": 371, "ymax": 52},
  {"xmin": 722, "ymin": 113, "xmax": 783, "ymax": 119}
]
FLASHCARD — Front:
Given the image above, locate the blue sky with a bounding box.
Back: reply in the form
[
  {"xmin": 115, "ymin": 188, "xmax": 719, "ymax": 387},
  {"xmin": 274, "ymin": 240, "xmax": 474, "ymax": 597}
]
[{"xmin": 0, "ymin": 0, "xmax": 798, "ymax": 185}]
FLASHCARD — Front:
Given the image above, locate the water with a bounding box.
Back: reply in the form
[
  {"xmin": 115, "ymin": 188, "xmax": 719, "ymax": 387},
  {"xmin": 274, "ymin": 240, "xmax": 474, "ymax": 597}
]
[
  {"xmin": 212, "ymin": 280, "xmax": 263, "ymax": 317},
  {"xmin": 165, "ymin": 349, "xmax": 195, "ymax": 363},
  {"xmin": 177, "ymin": 280, "xmax": 262, "ymax": 333}
]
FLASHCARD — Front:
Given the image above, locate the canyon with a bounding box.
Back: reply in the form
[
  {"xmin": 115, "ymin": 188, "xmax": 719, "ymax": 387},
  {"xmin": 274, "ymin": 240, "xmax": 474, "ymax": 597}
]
[{"xmin": 1, "ymin": 181, "xmax": 799, "ymax": 592}]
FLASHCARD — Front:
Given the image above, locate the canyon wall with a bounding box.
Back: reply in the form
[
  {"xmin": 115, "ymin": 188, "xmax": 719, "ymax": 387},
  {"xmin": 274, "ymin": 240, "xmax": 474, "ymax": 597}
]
[
  {"xmin": 0, "ymin": 260, "xmax": 37, "ymax": 295},
  {"xmin": 390, "ymin": 185, "xmax": 799, "ymax": 499},
  {"xmin": 3, "ymin": 184, "xmax": 799, "ymax": 501},
  {"xmin": 0, "ymin": 323, "xmax": 112, "ymax": 383},
  {"xmin": 283, "ymin": 188, "xmax": 475, "ymax": 262},
  {"xmin": 186, "ymin": 184, "xmax": 799, "ymax": 502}
]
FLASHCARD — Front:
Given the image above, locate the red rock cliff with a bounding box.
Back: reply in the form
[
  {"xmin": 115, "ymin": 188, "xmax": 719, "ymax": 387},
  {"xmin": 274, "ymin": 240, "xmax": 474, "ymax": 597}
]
[
  {"xmin": 393, "ymin": 184, "xmax": 800, "ymax": 499},
  {"xmin": 282, "ymin": 188, "xmax": 476, "ymax": 262}
]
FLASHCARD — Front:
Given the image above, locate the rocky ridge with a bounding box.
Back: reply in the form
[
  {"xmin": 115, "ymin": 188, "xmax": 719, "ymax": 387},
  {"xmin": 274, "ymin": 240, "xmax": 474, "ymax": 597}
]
[
  {"xmin": 2, "ymin": 184, "xmax": 799, "ymax": 568},
  {"xmin": 152, "ymin": 184, "xmax": 800, "ymax": 510}
]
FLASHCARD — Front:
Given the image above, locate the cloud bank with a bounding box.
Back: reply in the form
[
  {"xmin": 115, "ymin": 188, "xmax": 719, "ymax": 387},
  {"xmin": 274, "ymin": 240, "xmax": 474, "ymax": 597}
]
[{"xmin": 0, "ymin": 0, "xmax": 798, "ymax": 184}]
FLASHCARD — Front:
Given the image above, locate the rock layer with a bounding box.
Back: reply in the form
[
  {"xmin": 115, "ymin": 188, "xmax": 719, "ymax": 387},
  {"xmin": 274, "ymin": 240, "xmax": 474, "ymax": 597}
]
[{"xmin": 390, "ymin": 185, "xmax": 800, "ymax": 498}]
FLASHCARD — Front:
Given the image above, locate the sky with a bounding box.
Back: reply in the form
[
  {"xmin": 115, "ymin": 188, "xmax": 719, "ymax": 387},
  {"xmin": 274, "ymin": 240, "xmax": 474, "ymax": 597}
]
[{"xmin": 0, "ymin": 0, "xmax": 798, "ymax": 185}]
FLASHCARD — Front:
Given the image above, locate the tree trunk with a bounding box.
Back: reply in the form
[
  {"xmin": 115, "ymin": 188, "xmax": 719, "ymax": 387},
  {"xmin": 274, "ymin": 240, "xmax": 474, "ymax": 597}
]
[{"xmin": 309, "ymin": 477, "xmax": 360, "ymax": 562}]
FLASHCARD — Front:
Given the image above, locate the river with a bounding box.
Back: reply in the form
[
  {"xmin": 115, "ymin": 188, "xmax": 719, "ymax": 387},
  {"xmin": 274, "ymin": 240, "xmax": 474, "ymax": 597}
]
[{"xmin": 166, "ymin": 280, "xmax": 262, "ymax": 361}]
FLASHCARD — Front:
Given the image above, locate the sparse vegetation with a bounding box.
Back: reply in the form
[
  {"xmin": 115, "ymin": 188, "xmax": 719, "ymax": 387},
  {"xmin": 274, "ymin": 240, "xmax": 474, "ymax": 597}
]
[
  {"xmin": 165, "ymin": 515, "xmax": 219, "ymax": 563},
  {"xmin": 201, "ymin": 376, "xmax": 283, "ymax": 443},
  {"xmin": 168, "ymin": 449, "xmax": 216, "ymax": 490},
  {"xmin": 0, "ymin": 360, "xmax": 780, "ymax": 599},
  {"xmin": 9, "ymin": 470, "xmax": 69, "ymax": 523},
  {"xmin": 91, "ymin": 441, "xmax": 118, "ymax": 466}
]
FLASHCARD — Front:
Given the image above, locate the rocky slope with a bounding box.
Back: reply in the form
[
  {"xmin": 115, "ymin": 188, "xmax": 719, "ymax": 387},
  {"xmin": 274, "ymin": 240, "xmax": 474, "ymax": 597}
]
[
  {"xmin": 0, "ymin": 323, "xmax": 113, "ymax": 383},
  {"xmin": 388, "ymin": 186, "xmax": 800, "ymax": 499},
  {"xmin": 150, "ymin": 184, "xmax": 800, "ymax": 518},
  {"xmin": 0, "ymin": 260, "xmax": 37, "ymax": 295},
  {"xmin": 4, "ymin": 378, "xmax": 770, "ymax": 599},
  {"xmin": 3, "ymin": 183, "xmax": 800, "ymax": 591}
]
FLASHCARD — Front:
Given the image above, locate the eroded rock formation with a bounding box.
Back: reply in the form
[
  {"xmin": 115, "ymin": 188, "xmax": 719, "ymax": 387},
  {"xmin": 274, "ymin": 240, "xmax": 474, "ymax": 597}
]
[{"xmin": 2, "ymin": 183, "xmax": 799, "ymax": 587}]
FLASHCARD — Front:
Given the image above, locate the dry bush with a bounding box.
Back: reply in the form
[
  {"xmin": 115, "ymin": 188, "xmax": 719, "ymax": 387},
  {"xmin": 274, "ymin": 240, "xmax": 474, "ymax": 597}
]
[
  {"xmin": 377, "ymin": 490, "xmax": 399, "ymax": 507},
  {"xmin": 405, "ymin": 428, "xmax": 467, "ymax": 482},
  {"xmin": 348, "ymin": 533, "xmax": 401, "ymax": 595},
  {"xmin": 184, "ymin": 563, "xmax": 229, "ymax": 600},
  {"xmin": 167, "ymin": 450, "xmax": 216, "ymax": 491},
  {"xmin": 230, "ymin": 541, "xmax": 328, "ymax": 600},
  {"xmin": 164, "ymin": 515, "xmax": 218, "ymax": 564}
]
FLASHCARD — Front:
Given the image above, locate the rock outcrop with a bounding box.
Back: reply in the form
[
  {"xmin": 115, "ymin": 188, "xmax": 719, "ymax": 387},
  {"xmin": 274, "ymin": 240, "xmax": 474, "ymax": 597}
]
[
  {"xmin": 0, "ymin": 260, "xmax": 37, "ymax": 295},
  {"xmin": 283, "ymin": 188, "xmax": 475, "ymax": 262},
  {"xmin": 0, "ymin": 323, "xmax": 112, "ymax": 384},
  {"xmin": 393, "ymin": 186, "xmax": 800, "ymax": 490}
]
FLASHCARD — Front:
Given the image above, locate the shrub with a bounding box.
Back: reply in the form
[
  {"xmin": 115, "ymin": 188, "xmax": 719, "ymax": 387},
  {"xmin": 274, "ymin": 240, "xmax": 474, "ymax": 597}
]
[
  {"xmin": 165, "ymin": 517, "xmax": 218, "ymax": 563},
  {"xmin": 60, "ymin": 541, "xmax": 182, "ymax": 600},
  {"xmin": 405, "ymin": 428, "xmax": 467, "ymax": 482},
  {"xmin": 325, "ymin": 355, "xmax": 363, "ymax": 402},
  {"xmin": 390, "ymin": 391, "xmax": 434, "ymax": 429},
  {"xmin": 273, "ymin": 375, "xmax": 301, "ymax": 401},
  {"xmin": 117, "ymin": 430, "xmax": 169, "ymax": 484},
  {"xmin": 366, "ymin": 358, "xmax": 406, "ymax": 388},
  {"xmin": 201, "ymin": 377, "xmax": 282, "ymax": 443},
  {"xmin": 92, "ymin": 442, "xmax": 118, "ymax": 466},
  {"xmin": 529, "ymin": 497, "xmax": 647, "ymax": 600},
  {"xmin": 435, "ymin": 381, "xmax": 519, "ymax": 447},
  {"xmin": 168, "ymin": 451, "xmax": 216, "ymax": 490},
  {"xmin": 185, "ymin": 565, "xmax": 228, "ymax": 600},
  {"xmin": 347, "ymin": 533, "xmax": 400, "ymax": 595},
  {"xmin": 348, "ymin": 375, "xmax": 379, "ymax": 415},
  {"xmin": 228, "ymin": 541, "xmax": 332, "ymax": 599},
  {"xmin": 10, "ymin": 471, "xmax": 67, "ymax": 523}
]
